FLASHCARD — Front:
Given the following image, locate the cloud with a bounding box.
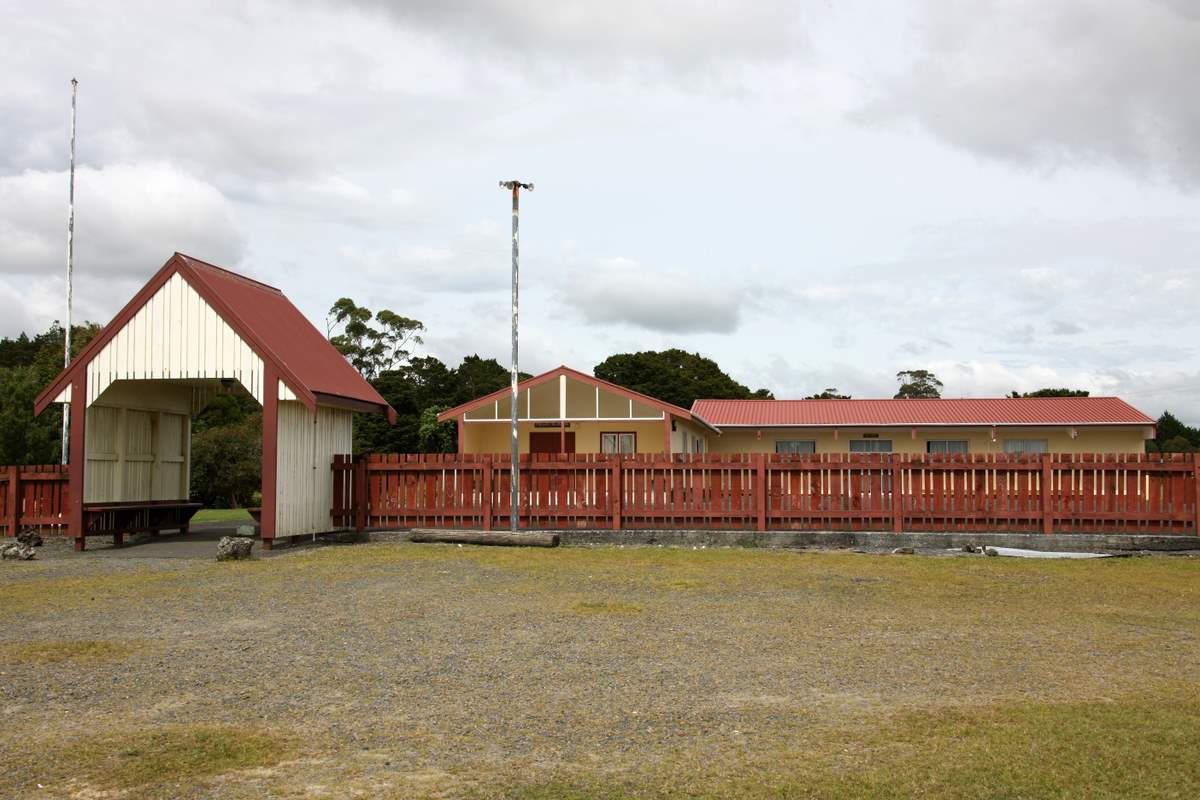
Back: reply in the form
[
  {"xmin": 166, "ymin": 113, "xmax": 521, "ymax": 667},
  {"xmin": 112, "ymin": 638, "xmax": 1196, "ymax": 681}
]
[
  {"xmin": 558, "ymin": 256, "xmax": 743, "ymax": 334},
  {"xmin": 331, "ymin": 0, "xmax": 813, "ymax": 79},
  {"xmin": 861, "ymin": 0, "xmax": 1200, "ymax": 185},
  {"xmin": 338, "ymin": 218, "xmax": 510, "ymax": 294},
  {"xmin": 0, "ymin": 162, "xmax": 244, "ymax": 279}
]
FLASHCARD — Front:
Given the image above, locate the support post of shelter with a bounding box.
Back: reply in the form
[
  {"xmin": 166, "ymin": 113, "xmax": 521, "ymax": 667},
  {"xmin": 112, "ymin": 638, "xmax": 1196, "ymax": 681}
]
[
  {"xmin": 1040, "ymin": 452, "xmax": 1053, "ymax": 535},
  {"xmin": 662, "ymin": 417, "xmax": 672, "ymax": 455},
  {"xmin": 260, "ymin": 365, "xmax": 279, "ymax": 550},
  {"xmin": 68, "ymin": 374, "xmax": 87, "ymax": 551},
  {"xmin": 457, "ymin": 417, "xmax": 464, "ymax": 456},
  {"xmin": 5, "ymin": 465, "xmax": 19, "ymax": 537}
]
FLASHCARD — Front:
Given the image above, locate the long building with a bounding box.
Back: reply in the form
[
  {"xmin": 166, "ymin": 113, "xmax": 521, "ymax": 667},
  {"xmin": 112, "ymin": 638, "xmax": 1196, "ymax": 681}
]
[{"xmin": 441, "ymin": 366, "xmax": 1155, "ymax": 456}]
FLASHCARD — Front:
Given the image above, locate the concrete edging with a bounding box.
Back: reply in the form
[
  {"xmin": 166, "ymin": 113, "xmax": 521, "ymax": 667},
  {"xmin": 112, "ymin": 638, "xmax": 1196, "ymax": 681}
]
[{"xmin": 372, "ymin": 528, "xmax": 1200, "ymax": 553}]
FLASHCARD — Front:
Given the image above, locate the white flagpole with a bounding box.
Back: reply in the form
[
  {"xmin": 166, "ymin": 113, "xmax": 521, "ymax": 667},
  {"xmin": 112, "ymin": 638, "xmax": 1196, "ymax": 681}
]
[{"xmin": 62, "ymin": 77, "xmax": 77, "ymax": 465}]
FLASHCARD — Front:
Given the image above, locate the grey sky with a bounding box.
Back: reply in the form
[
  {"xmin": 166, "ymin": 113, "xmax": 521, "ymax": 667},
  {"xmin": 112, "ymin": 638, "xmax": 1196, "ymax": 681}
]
[{"xmin": 1, "ymin": 0, "xmax": 1197, "ymax": 422}]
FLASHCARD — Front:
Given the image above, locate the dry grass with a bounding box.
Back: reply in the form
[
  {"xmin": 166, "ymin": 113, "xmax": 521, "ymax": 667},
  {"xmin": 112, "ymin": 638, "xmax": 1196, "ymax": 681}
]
[
  {"xmin": 2, "ymin": 542, "xmax": 1198, "ymax": 798},
  {"xmin": 0, "ymin": 638, "xmax": 141, "ymax": 665},
  {"xmin": 64, "ymin": 725, "xmax": 288, "ymax": 792}
]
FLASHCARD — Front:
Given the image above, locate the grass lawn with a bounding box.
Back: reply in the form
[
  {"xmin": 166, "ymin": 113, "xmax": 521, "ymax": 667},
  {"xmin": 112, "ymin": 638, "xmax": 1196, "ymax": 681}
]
[
  {"xmin": 191, "ymin": 507, "xmax": 253, "ymax": 523},
  {"xmin": 1, "ymin": 543, "xmax": 1198, "ymax": 798}
]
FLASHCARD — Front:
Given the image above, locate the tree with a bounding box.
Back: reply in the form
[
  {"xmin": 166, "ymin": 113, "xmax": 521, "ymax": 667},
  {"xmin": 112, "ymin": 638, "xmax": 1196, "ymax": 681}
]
[
  {"xmin": 593, "ymin": 349, "xmax": 773, "ymax": 410},
  {"xmin": 189, "ymin": 412, "xmax": 262, "ymax": 507},
  {"xmin": 805, "ymin": 388, "xmax": 850, "ymax": 399},
  {"xmin": 326, "ymin": 298, "xmax": 425, "ymax": 380},
  {"xmin": 1148, "ymin": 411, "xmax": 1200, "ymax": 453},
  {"xmin": 1009, "ymin": 388, "xmax": 1090, "ymax": 398},
  {"xmin": 894, "ymin": 370, "xmax": 943, "ymax": 399},
  {"xmin": 0, "ymin": 320, "xmax": 101, "ymax": 464},
  {"xmin": 354, "ymin": 354, "xmax": 520, "ymax": 454}
]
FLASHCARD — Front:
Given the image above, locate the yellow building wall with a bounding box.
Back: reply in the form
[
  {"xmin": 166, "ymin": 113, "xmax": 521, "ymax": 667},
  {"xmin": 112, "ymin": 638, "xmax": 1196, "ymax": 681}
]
[
  {"xmin": 461, "ymin": 419, "xmax": 674, "ymax": 455},
  {"xmin": 707, "ymin": 426, "xmax": 1148, "ymax": 455}
]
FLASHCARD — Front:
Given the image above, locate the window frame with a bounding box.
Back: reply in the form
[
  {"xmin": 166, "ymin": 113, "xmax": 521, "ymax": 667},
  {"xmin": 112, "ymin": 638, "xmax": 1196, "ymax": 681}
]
[
  {"xmin": 775, "ymin": 439, "xmax": 816, "ymax": 455},
  {"xmin": 927, "ymin": 439, "xmax": 969, "ymax": 455},
  {"xmin": 849, "ymin": 439, "xmax": 893, "ymax": 453},
  {"xmin": 1003, "ymin": 438, "xmax": 1049, "ymax": 455},
  {"xmin": 600, "ymin": 431, "xmax": 638, "ymax": 455}
]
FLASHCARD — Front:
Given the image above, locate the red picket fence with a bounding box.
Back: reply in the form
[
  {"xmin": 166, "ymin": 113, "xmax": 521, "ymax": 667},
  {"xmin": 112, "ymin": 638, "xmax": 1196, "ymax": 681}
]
[
  {"xmin": 1, "ymin": 465, "xmax": 70, "ymax": 536},
  {"xmin": 332, "ymin": 452, "xmax": 1200, "ymax": 536}
]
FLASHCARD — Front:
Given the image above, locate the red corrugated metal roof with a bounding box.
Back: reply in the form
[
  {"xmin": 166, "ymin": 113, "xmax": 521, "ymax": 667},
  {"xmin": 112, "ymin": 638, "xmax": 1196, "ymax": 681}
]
[
  {"xmin": 35, "ymin": 253, "xmax": 392, "ymax": 418},
  {"xmin": 180, "ymin": 255, "xmax": 390, "ymax": 409},
  {"xmin": 690, "ymin": 397, "xmax": 1155, "ymax": 427}
]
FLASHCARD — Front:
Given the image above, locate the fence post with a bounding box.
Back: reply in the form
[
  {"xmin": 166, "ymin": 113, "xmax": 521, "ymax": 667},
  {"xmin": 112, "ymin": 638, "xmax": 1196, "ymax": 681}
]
[
  {"xmin": 354, "ymin": 457, "xmax": 367, "ymax": 533},
  {"xmin": 482, "ymin": 457, "xmax": 493, "ymax": 532},
  {"xmin": 755, "ymin": 454, "xmax": 766, "ymax": 532},
  {"xmin": 5, "ymin": 465, "xmax": 19, "ymax": 537},
  {"xmin": 1041, "ymin": 452, "xmax": 1053, "ymax": 534},
  {"xmin": 611, "ymin": 456, "xmax": 622, "ymax": 530},
  {"xmin": 891, "ymin": 457, "xmax": 903, "ymax": 533},
  {"xmin": 1192, "ymin": 456, "xmax": 1200, "ymax": 537}
]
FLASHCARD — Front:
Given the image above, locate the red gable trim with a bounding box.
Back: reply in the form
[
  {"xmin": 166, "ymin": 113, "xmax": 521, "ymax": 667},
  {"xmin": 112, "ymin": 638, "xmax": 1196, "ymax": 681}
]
[{"xmin": 437, "ymin": 365, "xmax": 714, "ymax": 431}]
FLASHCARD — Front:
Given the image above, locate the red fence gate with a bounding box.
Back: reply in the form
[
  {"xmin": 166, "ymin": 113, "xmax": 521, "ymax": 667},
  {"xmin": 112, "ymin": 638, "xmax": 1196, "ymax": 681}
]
[{"xmin": 333, "ymin": 452, "xmax": 1200, "ymax": 536}]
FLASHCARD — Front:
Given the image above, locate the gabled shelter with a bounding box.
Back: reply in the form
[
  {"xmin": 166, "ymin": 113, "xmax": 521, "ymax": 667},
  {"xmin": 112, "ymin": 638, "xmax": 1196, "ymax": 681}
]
[
  {"xmin": 35, "ymin": 253, "xmax": 394, "ymax": 550},
  {"xmin": 438, "ymin": 365, "xmax": 718, "ymax": 455}
]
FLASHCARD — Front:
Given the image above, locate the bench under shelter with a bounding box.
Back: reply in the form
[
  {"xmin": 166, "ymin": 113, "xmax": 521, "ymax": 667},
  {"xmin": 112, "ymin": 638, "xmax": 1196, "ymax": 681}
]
[{"xmin": 34, "ymin": 253, "xmax": 394, "ymax": 551}]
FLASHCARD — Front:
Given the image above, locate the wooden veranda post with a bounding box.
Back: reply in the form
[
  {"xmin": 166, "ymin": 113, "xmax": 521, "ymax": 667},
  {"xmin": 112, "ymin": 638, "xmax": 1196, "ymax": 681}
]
[
  {"xmin": 5, "ymin": 465, "xmax": 19, "ymax": 537},
  {"xmin": 1040, "ymin": 452, "xmax": 1053, "ymax": 535}
]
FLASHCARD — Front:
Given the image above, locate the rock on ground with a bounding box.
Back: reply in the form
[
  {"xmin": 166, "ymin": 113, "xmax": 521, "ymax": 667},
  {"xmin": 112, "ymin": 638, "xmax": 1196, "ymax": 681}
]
[
  {"xmin": 16, "ymin": 528, "xmax": 43, "ymax": 547},
  {"xmin": 216, "ymin": 536, "xmax": 254, "ymax": 561},
  {"xmin": 1, "ymin": 542, "xmax": 36, "ymax": 560}
]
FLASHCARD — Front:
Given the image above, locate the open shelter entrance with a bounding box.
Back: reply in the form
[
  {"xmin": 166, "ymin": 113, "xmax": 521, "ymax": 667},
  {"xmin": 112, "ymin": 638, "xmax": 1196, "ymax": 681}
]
[{"xmin": 34, "ymin": 253, "xmax": 394, "ymax": 551}]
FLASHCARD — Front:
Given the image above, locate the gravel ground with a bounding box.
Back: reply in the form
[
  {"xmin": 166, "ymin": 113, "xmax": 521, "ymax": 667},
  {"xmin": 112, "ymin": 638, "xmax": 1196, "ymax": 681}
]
[{"xmin": 1, "ymin": 539, "xmax": 1199, "ymax": 799}]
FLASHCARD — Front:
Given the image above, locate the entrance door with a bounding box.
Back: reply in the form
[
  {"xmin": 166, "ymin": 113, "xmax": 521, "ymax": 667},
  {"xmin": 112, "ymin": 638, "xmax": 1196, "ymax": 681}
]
[{"xmin": 529, "ymin": 431, "xmax": 575, "ymax": 454}]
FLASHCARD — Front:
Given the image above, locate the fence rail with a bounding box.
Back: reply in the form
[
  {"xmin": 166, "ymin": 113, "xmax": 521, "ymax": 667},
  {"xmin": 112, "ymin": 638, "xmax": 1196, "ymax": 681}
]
[
  {"xmin": 332, "ymin": 452, "xmax": 1200, "ymax": 536},
  {"xmin": 1, "ymin": 465, "xmax": 69, "ymax": 536}
]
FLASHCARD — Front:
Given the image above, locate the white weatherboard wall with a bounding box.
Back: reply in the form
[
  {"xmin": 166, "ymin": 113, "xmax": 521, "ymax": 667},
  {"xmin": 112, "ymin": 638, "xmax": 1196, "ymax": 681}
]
[
  {"xmin": 84, "ymin": 272, "xmax": 266, "ymax": 407},
  {"xmin": 276, "ymin": 400, "xmax": 353, "ymax": 536}
]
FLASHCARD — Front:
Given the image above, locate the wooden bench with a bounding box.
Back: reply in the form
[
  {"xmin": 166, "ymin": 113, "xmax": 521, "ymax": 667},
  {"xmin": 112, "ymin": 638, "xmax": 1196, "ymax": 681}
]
[{"xmin": 78, "ymin": 501, "xmax": 204, "ymax": 551}]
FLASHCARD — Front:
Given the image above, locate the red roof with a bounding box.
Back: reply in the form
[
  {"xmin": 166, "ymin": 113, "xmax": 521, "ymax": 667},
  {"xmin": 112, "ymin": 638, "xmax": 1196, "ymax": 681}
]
[
  {"xmin": 35, "ymin": 253, "xmax": 393, "ymax": 419},
  {"xmin": 691, "ymin": 397, "xmax": 1155, "ymax": 427}
]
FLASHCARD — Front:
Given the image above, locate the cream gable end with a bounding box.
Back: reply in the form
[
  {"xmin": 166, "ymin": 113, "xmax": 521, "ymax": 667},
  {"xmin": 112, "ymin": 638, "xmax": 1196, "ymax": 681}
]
[{"xmin": 84, "ymin": 272, "xmax": 266, "ymax": 406}]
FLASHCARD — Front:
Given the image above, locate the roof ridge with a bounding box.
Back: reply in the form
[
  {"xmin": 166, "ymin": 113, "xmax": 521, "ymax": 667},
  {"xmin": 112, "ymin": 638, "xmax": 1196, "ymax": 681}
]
[{"xmin": 176, "ymin": 252, "xmax": 282, "ymax": 294}]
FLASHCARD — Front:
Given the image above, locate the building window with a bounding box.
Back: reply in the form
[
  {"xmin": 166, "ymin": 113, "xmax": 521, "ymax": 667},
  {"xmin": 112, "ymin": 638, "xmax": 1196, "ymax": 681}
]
[
  {"xmin": 776, "ymin": 440, "xmax": 816, "ymax": 455},
  {"xmin": 692, "ymin": 437, "xmax": 704, "ymax": 454},
  {"xmin": 849, "ymin": 439, "xmax": 893, "ymax": 453},
  {"xmin": 601, "ymin": 432, "xmax": 637, "ymax": 454},
  {"xmin": 1004, "ymin": 438, "xmax": 1048, "ymax": 454},
  {"xmin": 927, "ymin": 440, "xmax": 969, "ymax": 454}
]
